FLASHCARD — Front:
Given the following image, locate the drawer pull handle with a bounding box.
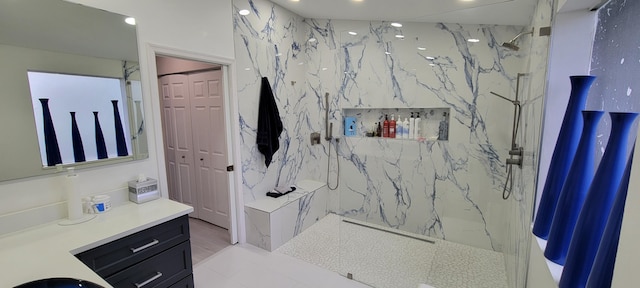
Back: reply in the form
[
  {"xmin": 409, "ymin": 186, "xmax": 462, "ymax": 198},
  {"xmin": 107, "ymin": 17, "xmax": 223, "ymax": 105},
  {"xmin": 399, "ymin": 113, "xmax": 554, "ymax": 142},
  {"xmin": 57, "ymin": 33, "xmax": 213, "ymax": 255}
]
[
  {"xmin": 135, "ymin": 272, "xmax": 163, "ymax": 288},
  {"xmin": 130, "ymin": 239, "xmax": 160, "ymax": 253}
]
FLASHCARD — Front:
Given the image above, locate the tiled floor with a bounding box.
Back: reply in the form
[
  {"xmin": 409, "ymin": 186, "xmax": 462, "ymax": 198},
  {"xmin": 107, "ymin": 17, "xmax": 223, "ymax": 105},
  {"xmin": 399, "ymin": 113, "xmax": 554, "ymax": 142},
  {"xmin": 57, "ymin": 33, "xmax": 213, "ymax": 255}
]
[
  {"xmin": 194, "ymin": 244, "xmax": 371, "ymax": 288},
  {"xmin": 189, "ymin": 217, "xmax": 231, "ymax": 265},
  {"xmin": 276, "ymin": 214, "xmax": 507, "ymax": 288},
  {"xmin": 193, "ymin": 214, "xmax": 507, "ymax": 288}
]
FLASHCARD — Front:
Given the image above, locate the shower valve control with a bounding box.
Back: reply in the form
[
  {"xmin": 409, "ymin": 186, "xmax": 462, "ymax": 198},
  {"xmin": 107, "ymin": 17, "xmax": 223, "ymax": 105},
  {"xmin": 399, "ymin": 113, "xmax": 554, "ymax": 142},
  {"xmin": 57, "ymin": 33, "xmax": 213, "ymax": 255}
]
[
  {"xmin": 509, "ymin": 147, "xmax": 523, "ymax": 156},
  {"xmin": 506, "ymin": 146, "xmax": 524, "ymax": 167}
]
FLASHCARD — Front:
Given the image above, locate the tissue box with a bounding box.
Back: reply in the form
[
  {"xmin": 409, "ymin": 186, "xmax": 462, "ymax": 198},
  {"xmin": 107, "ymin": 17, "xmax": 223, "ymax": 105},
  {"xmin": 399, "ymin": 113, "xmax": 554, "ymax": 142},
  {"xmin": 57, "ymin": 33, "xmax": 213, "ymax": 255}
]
[{"xmin": 128, "ymin": 178, "xmax": 160, "ymax": 204}]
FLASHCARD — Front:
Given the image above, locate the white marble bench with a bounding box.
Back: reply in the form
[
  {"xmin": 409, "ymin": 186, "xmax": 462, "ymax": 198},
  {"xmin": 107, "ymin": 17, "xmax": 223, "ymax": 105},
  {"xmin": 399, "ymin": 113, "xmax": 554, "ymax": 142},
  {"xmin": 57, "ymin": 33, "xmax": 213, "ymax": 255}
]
[{"xmin": 245, "ymin": 180, "xmax": 329, "ymax": 251}]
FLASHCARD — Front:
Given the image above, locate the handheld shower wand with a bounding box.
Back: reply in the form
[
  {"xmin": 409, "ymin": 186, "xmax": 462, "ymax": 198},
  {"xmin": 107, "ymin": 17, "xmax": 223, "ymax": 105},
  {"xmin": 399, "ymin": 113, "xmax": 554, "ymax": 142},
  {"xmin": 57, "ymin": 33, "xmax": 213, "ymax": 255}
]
[
  {"xmin": 324, "ymin": 92, "xmax": 339, "ymax": 190},
  {"xmin": 490, "ymin": 73, "xmax": 529, "ymax": 199},
  {"xmin": 325, "ymin": 92, "xmax": 333, "ymax": 141}
]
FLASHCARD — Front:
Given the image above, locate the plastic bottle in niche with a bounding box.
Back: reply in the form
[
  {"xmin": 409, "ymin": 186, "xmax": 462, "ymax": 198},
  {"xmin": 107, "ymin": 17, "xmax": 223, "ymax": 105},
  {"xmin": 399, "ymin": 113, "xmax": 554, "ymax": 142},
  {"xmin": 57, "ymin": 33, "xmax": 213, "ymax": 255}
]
[
  {"xmin": 414, "ymin": 112, "xmax": 422, "ymax": 139},
  {"xmin": 409, "ymin": 112, "xmax": 415, "ymax": 139},
  {"xmin": 396, "ymin": 115, "xmax": 403, "ymax": 139},
  {"xmin": 383, "ymin": 114, "xmax": 390, "ymax": 138},
  {"xmin": 403, "ymin": 116, "xmax": 410, "ymax": 139},
  {"xmin": 389, "ymin": 114, "xmax": 396, "ymax": 138},
  {"xmin": 376, "ymin": 122, "xmax": 382, "ymax": 137},
  {"xmin": 438, "ymin": 112, "xmax": 449, "ymax": 140},
  {"xmin": 425, "ymin": 109, "xmax": 439, "ymax": 140}
]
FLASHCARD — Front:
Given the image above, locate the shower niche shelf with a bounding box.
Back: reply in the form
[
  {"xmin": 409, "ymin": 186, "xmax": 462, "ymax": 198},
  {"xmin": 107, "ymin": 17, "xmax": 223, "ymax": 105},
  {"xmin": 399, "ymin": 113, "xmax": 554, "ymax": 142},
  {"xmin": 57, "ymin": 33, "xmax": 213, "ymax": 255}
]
[{"xmin": 342, "ymin": 107, "xmax": 450, "ymax": 141}]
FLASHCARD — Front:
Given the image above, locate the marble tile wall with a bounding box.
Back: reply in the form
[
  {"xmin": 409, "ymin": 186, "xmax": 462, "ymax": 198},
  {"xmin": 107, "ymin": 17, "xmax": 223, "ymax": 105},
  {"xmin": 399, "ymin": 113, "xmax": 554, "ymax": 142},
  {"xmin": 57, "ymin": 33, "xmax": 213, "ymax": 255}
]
[
  {"xmin": 503, "ymin": 0, "xmax": 556, "ymax": 287},
  {"xmin": 234, "ymin": 0, "xmax": 532, "ymax": 253},
  {"xmin": 244, "ymin": 182, "xmax": 329, "ymax": 251},
  {"xmin": 307, "ymin": 19, "xmax": 526, "ymax": 252},
  {"xmin": 233, "ymin": 0, "xmax": 323, "ymax": 203}
]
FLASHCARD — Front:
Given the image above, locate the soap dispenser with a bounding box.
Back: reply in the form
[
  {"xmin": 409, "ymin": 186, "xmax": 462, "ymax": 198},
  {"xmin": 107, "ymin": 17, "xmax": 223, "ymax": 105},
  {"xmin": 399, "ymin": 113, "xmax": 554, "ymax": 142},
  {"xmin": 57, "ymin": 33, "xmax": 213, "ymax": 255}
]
[{"xmin": 409, "ymin": 112, "xmax": 415, "ymax": 139}]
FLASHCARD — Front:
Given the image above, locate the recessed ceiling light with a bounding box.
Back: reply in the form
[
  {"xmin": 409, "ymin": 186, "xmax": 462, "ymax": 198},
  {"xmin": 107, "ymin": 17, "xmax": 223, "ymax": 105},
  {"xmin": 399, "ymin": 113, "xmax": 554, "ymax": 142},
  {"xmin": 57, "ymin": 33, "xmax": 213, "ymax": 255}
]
[
  {"xmin": 322, "ymin": 67, "xmax": 328, "ymax": 71},
  {"xmin": 429, "ymin": 64, "xmax": 436, "ymax": 66},
  {"xmin": 348, "ymin": 31, "xmax": 358, "ymax": 36},
  {"xmin": 391, "ymin": 22, "xmax": 402, "ymax": 28},
  {"xmin": 291, "ymin": 0, "xmax": 300, "ymax": 2},
  {"xmin": 244, "ymin": 67, "xmax": 251, "ymax": 71},
  {"xmin": 467, "ymin": 38, "xmax": 480, "ymax": 43},
  {"xmin": 426, "ymin": 56, "xmax": 435, "ymax": 60},
  {"xmin": 385, "ymin": 51, "xmax": 391, "ymax": 55},
  {"xmin": 417, "ymin": 47, "xmax": 427, "ymax": 51},
  {"xmin": 308, "ymin": 38, "xmax": 317, "ymax": 42},
  {"xmin": 395, "ymin": 34, "xmax": 405, "ymax": 39},
  {"xmin": 238, "ymin": 9, "xmax": 250, "ymax": 16},
  {"xmin": 125, "ymin": 17, "xmax": 136, "ymax": 25}
]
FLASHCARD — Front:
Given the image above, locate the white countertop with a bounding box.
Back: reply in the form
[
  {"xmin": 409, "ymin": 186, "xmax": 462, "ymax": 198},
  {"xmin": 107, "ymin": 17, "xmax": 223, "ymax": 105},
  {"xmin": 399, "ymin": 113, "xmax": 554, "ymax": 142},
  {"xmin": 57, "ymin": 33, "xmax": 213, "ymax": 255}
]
[{"xmin": 0, "ymin": 198, "xmax": 193, "ymax": 288}]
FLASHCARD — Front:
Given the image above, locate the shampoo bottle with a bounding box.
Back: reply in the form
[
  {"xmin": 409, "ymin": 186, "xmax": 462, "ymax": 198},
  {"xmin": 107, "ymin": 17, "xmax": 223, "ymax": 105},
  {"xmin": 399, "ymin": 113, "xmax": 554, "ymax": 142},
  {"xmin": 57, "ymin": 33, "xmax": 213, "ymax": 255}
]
[
  {"xmin": 383, "ymin": 114, "xmax": 390, "ymax": 138},
  {"xmin": 389, "ymin": 114, "xmax": 396, "ymax": 138},
  {"xmin": 409, "ymin": 112, "xmax": 415, "ymax": 139},
  {"xmin": 414, "ymin": 112, "xmax": 422, "ymax": 139},
  {"xmin": 396, "ymin": 115, "xmax": 403, "ymax": 139},
  {"xmin": 403, "ymin": 116, "xmax": 409, "ymax": 139}
]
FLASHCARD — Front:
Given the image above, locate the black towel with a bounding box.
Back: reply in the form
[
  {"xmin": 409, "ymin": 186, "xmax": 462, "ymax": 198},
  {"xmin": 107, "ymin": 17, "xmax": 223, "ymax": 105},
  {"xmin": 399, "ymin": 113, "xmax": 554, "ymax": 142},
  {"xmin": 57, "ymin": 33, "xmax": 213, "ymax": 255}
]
[{"xmin": 256, "ymin": 77, "xmax": 283, "ymax": 167}]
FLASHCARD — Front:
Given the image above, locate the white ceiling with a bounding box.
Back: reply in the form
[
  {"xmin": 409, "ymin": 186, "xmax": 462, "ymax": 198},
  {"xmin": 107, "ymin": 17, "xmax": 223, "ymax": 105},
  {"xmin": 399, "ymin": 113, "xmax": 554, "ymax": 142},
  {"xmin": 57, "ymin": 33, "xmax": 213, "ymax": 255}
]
[
  {"xmin": 269, "ymin": 0, "xmax": 539, "ymax": 26},
  {"xmin": 268, "ymin": 0, "xmax": 611, "ymax": 26}
]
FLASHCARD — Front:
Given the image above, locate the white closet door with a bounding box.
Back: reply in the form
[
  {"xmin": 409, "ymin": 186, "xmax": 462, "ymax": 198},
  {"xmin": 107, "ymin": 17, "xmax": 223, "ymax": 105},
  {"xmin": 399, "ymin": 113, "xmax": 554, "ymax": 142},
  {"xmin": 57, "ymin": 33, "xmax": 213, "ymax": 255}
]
[
  {"xmin": 189, "ymin": 70, "xmax": 230, "ymax": 229},
  {"xmin": 159, "ymin": 74, "xmax": 198, "ymax": 217}
]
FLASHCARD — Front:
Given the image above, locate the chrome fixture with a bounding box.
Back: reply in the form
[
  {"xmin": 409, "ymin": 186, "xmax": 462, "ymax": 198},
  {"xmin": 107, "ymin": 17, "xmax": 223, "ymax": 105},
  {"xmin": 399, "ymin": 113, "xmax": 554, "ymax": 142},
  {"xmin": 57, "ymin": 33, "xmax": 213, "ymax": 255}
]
[
  {"xmin": 490, "ymin": 73, "xmax": 528, "ymax": 199},
  {"xmin": 501, "ymin": 28, "xmax": 534, "ymax": 51},
  {"xmin": 325, "ymin": 92, "xmax": 339, "ymax": 190}
]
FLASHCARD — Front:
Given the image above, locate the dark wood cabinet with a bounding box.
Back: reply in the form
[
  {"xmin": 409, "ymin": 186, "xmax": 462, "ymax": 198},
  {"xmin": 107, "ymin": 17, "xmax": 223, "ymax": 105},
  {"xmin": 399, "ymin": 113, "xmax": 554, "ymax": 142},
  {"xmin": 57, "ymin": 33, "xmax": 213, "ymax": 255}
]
[{"xmin": 76, "ymin": 215, "xmax": 193, "ymax": 288}]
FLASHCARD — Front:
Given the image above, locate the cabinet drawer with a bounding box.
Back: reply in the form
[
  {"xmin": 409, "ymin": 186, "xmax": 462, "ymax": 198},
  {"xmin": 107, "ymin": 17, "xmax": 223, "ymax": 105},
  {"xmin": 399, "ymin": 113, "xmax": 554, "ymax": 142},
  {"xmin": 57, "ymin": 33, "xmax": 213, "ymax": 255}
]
[
  {"xmin": 168, "ymin": 275, "xmax": 194, "ymax": 288},
  {"xmin": 105, "ymin": 240, "xmax": 192, "ymax": 288},
  {"xmin": 76, "ymin": 215, "xmax": 190, "ymax": 277}
]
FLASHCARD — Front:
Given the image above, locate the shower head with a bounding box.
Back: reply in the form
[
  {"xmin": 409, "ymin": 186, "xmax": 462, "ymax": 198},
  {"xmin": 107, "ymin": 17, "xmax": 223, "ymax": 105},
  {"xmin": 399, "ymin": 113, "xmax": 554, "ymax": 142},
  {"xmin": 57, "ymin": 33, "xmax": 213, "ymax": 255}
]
[
  {"xmin": 501, "ymin": 28, "xmax": 534, "ymax": 51},
  {"xmin": 501, "ymin": 41, "xmax": 520, "ymax": 51}
]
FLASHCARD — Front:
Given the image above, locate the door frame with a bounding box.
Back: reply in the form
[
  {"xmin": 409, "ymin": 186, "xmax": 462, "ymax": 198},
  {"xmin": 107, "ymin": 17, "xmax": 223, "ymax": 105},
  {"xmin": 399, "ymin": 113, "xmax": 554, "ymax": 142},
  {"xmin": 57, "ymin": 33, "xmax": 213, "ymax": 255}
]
[{"xmin": 145, "ymin": 43, "xmax": 245, "ymax": 244}]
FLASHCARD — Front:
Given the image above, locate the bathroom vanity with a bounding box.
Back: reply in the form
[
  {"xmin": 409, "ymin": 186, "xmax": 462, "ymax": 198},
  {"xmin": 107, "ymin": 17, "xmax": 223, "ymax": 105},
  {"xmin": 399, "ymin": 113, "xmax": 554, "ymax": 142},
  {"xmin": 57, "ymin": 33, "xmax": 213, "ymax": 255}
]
[{"xmin": 0, "ymin": 198, "xmax": 193, "ymax": 288}]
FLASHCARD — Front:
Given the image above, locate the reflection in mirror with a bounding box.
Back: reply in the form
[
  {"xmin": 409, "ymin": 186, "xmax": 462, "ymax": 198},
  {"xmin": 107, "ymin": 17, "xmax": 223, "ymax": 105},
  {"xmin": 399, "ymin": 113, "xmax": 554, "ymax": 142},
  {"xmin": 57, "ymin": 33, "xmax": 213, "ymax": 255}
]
[
  {"xmin": 0, "ymin": 0, "xmax": 146, "ymax": 181},
  {"xmin": 27, "ymin": 71, "xmax": 132, "ymax": 166}
]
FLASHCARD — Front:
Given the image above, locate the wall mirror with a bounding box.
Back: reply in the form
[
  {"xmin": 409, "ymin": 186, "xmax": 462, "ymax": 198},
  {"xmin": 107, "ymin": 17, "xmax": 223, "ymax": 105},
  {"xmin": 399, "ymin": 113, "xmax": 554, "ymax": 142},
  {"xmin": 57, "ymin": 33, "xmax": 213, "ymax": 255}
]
[{"xmin": 0, "ymin": 0, "xmax": 147, "ymax": 182}]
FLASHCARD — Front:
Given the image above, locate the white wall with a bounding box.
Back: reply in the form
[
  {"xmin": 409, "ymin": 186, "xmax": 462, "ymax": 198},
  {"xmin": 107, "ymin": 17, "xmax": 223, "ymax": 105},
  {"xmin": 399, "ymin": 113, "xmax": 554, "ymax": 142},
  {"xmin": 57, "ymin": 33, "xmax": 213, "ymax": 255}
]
[
  {"xmin": 0, "ymin": 0, "xmax": 234, "ymax": 231},
  {"xmin": 535, "ymin": 10, "xmax": 598, "ymax": 215}
]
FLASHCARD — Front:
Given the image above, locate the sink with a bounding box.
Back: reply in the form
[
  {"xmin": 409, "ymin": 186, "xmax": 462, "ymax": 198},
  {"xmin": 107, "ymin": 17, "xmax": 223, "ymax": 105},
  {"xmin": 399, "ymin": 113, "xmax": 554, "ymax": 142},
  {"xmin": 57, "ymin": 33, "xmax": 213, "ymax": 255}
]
[{"xmin": 14, "ymin": 278, "xmax": 104, "ymax": 288}]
